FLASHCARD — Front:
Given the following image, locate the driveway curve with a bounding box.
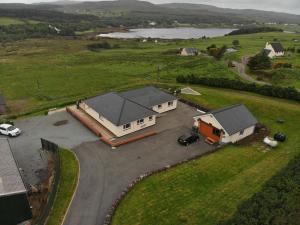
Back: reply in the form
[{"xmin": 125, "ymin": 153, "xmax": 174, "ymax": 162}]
[{"xmin": 63, "ymin": 127, "xmax": 215, "ymax": 225}]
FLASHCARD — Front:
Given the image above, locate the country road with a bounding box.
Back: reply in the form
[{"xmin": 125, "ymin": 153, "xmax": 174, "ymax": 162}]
[{"xmin": 232, "ymin": 56, "xmax": 270, "ymax": 85}]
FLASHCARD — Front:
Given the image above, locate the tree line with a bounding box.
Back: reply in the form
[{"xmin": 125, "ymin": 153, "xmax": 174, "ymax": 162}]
[
  {"xmin": 228, "ymin": 27, "xmax": 283, "ymax": 36},
  {"xmin": 176, "ymin": 75, "xmax": 300, "ymax": 101}
]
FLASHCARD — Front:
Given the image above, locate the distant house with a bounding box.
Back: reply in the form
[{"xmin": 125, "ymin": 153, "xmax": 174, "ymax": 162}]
[
  {"xmin": 180, "ymin": 48, "xmax": 199, "ymax": 56},
  {"xmin": 0, "ymin": 138, "xmax": 32, "ymax": 224},
  {"xmin": 80, "ymin": 86, "xmax": 177, "ymax": 137},
  {"xmin": 193, "ymin": 104, "xmax": 258, "ymax": 144},
  {"xmin": 0, "ymin": 94, "xmax": 6, "ymax": 115},
  {"xmin": 264, "ymin": 42, "xmax": 285, "ymax": 58}
]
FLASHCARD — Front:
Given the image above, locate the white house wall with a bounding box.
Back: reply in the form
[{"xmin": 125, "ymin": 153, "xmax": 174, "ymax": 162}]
[
  {"xmin": 265, "ymin": 43, "xmax": 284, "ymax": 58},
  {"xmin": 80, "ymin": 103, "xmax": 156, "ymax": 137},
  {"xmin": 224, "ymin": 126, "xmax": 255, "ymax": 143},
  {"xmin": 152, "ymin": 100, "xmax": 177, "ymax": 114}
]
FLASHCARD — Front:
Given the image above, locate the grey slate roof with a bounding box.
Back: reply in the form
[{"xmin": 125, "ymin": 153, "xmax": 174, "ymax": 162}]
[
  {"xmin": 0, "ymin": 94, "xmax": 6, "ymax": 105},
  {"xmin": 0, "ymin": 139, "xmax": 27, "ymax": 197},
  {"xmin": 84, "ymin": 92, "xmax": 157, "ymax": 126},
  {"xmin": 210, "ymin": 104, "xmax": 258, "ymax": 135},
  {"xmin": 270, "ymin": 42, "xmax": 284, "ymax": 53},
  {"xmin": 120, "ymin": 86, "xmax": 177, "ymax": 108},
  {"xmin": 183, "ymin": 47, "xmax": 199, "ymax": 55}
]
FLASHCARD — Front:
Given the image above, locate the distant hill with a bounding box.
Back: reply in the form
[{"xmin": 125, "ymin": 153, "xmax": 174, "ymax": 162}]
[{"xmin": 0, "ymin": 0, "xmax": 299, "ymax": 27}]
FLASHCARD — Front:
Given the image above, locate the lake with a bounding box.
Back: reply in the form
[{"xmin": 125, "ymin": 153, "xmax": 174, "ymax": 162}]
[{"xmin": 99, "ymin": 28, "xmax": 235, "ymax": 39}]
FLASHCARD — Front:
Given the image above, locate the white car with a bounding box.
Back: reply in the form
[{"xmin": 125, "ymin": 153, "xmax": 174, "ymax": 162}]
[
  {"xmin": 263, "ymin": 137, "xmax": 278, "ymax": 148},
  {"xmin": 0, "ymin": 124, "xmax": 21, "ymax": 137}
]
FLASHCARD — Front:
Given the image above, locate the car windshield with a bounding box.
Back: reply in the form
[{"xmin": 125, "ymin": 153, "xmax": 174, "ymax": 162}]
[{"xmin": 7, "ymin": 126, "xmax": 16, "ymax": 131}]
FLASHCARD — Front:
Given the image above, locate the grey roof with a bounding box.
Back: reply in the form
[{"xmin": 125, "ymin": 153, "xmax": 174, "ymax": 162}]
[
  {"xmin": 120, "ymin": 86, "xmax": 177, "ymax": 108},
  {"xmin": 0, "ymin": 94, "xmax": 6, "ymax": 105},
  {"xmin": 183, "ymin": 47, "xmax": 199, "ymax": 55},
  {"xmin": 84, "ymin": 92, "xmax": 157, "ymax": 126},
  {"xmin": 0, "ymin": 139, "xmax": 27, "ymax": 197},
  {"xmin": 270, "ymin": 42, "xmax": 284, "ymax": 53},
  {"xmin": 210, "ymin": 104, "xmax": 258, "ymax": 135}
]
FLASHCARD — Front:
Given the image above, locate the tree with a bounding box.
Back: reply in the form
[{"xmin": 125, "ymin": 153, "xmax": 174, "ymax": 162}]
[
  {"xmin": 248, "ymin": 52, "xmax": 272, "ymax": 70},
  {"xmin": 232, "ymin": 40, "xmax": 239, "ymax": 46}
]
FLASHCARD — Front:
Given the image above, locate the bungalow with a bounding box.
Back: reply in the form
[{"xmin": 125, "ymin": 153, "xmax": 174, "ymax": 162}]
[
  {"xmin": 0, "ymin": 138, "xmax": 32, "ymax": 225},
  {"xmin": 194, "ymin": 104, "xmax": 257, "ymax": 144},
  {"xmin": 264, "ymin": 42, "xmax": 285, "ymax": 58},
  {"xmin": 80, "ymin": 86, "xmax": 177, "ymax": 137},
  {"xmin": 0, "ymin": 94, "xmax": 6, "ymax": 115},
  {"xmin": 180, "ymin": 48, "xmax": 199, "ymax": 56}
]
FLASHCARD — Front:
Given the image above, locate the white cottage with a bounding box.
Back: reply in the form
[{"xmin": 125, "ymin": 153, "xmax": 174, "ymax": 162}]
[
  {"xmin": 194, "ymin": 104, "xmax": 258, "ymax": 144},
  {"xmin": 264, "ymin": 42, "xmax": 285, "ymax": 58}
]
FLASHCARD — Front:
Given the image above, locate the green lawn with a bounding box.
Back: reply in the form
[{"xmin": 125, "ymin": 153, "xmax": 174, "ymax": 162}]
[
  {"xmin": 46, "ymin": 149, "xmax": 79, "ymax": 225},
  {"xmin": 0, "ymin": 32, "xmax": 299, "ymax": 116},
  {"xmin": 0, "ymin": 17, "xmax": 39, "ymax": 25},
  {"xmin": 112, "ymin": 85, "xmax": 300, "ymax": 225}
]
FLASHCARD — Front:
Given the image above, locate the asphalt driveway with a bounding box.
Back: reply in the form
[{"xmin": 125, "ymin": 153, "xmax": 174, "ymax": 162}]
[
  {"xmin": 8, "ymin": 110, "xmax": 99, "ymax": 185},
  {"xmin": 63, "ymin": 103, "xmax": 216, "ymax": 225}
]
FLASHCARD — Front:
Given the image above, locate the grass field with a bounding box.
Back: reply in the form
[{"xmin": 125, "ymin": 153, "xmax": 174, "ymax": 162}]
[
  {"xmin": 0, "ymin": 32, "xmax": 299, "ymax": 116},
  {"xmin": 0, "ymin": 17, "xmax": 39, "ymax": 25},
  {"xmin": 46, "ymin": 149, "xmax": 79, "ymax": 225},
  {"xmin": 111, "ymin": 85, "xmax": 300, "ymax": 225}
]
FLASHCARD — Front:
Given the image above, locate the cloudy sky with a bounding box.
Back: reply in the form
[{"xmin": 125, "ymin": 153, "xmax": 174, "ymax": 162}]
[{"xmin": 1, "ymin": 0, "xmax": 299, "ymax": 15}]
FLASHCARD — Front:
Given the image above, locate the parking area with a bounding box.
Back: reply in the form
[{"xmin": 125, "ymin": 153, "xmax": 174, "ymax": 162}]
[
  {"xmin": 8, "ymin": 110, "xmax": 99, "ymax": 185},
  {"xmin": 63, "ymin": 103, "xmax": 216, "ymax": 225},
  {"xmin": 6, "ymin": 102, "xmax": 217, "ymax": 225}
]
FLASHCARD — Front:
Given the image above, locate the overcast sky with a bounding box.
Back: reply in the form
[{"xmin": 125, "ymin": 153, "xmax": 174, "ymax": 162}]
[{"xmin": 1, "ymin": 0, "xmax": 299, "ymax": 15}]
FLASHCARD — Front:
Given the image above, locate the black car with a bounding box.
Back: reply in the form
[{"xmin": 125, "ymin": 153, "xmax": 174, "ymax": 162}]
[
  {"xmin": 178, "ymin": 133, "xmax": 199, "ymax": 146},
  {"xmin": 274, "ymin": 133, "xmax": 286, "ymax": 142}
]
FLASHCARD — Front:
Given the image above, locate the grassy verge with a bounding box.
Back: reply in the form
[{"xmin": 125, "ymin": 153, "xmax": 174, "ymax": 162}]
[
  {"xmin": 111, "ymin": 85, "xmax": 300, "ymax": 225},
  {"xmin": 46, "ymin": 149, "xmax": 79, "ymax": 225}
]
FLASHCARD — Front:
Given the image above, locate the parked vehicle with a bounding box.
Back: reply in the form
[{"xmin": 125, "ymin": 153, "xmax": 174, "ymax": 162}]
[
  {"xmin": 263, "ymin": 137, "xmax": 278, "ymax": 148},
  {"xmin": 178, "ymin": 133, "xmax": 199, "ymax": 146},
  {"xmin": 274, "ymin": 133, "xmax": 286, "ymax": 142},
  {"xmin": 0, "ymin": 124, "xmax": 21, "ymax": 137}
]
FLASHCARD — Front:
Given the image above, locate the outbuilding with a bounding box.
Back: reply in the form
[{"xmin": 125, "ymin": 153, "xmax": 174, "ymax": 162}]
[
  {"xmin": 0, "ymin": 138, "xmax": 32, "ymax": 225},
  {"xmin": 180, "ymin": 48, "xmax": 199, "ymax": 56},
  {"xmin": 194, "ymin": 104, "xmax": 258, "ymax": 144}
]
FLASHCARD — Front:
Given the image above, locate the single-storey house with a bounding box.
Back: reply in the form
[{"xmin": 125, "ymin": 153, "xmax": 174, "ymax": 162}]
[
  {"xmin": 264, "ymin": 42, "xmax": 285, "ymax": 58},
  {"xmin": 180, "ymin": 48, "xmax": 199, "ymax": 56},
  {"xmin": 80, "ymin": 86, "xmax": 177, "ymax": 137},
  {"xmin": 0, "ymin": 94, "xmax": 6, "ymax": 115},
  {"xmin": 0, "ymin": 138, "xmax": 32, "ymax": 225},
  {"xmin": 193, "ymin": 104, "xmax": 258, "ymax": 144}
]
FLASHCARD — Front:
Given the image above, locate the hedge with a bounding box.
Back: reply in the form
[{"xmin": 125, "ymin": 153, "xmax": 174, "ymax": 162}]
[
  {"xmin": 176, "ymin": 75, "xmax": 300, "ymax": 101},
  {"xmin": 219, "ymin": 154, "xmax": 300, "ymax": 225}
]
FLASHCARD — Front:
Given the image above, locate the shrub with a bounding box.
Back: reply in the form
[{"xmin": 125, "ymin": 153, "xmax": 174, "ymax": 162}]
[
  {"xmin": 248, "ymin": 52, "xmax": 272, "ymax": 70},
  {"xmin": 219, "ymin": 154, "xmax": 300, "ymax": 225},
  {"xmin": 273, "ymin": 62, "xmax": 292, "ymax": 69},
  {"xmin": 176, "ymin": 75, "xmax": 300, "ymax": 101},
  {"xmin": 232, "ymin": 40, "xmax": 239, "ymax": 46},
  {"xmin": 87, "ymin": 42, "xmax": 120, "ymax": 51}
]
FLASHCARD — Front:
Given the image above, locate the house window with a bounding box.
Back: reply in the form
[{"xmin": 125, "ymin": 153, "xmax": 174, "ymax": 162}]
[
  {"xmin": 240, "ymin": 130, "xmax": 244, "ymax": 135},
  {"xmin": 123, "ymin": 123, "xmax": 131, "ymax": 130},
  {"xmin": 213, "ymin": 128, "xmax": 221, "ymax": 137},
  {"xmin": 149, "ymin": 116, "xmax": 153, "ymax": 121},
  {"xmin": 158, "ymin": 104, "xmax": 162, "ymax": 109},
  {"xmin": 137, "ymin": 119, "xmax": 144, "ymax": 125},
  {"xmin": 168, "ymin": 101, "xmax": 173, "ymax": 107}
]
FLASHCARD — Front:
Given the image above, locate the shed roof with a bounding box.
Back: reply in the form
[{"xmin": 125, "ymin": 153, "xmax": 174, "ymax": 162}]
[
  {"xmin": 209, "ymin": 104, "xmax": 258, "ymax": 135},
  {"xmin": 120, "ymin": 86, "xmax": 177, "ymax": 108},
  {"xmin": 0, "ymin": 139, "xmax": 27, "ymax": 198},
  {"xmin": 84, "ymin": 92, "xmax": 157, "ymax": 126},
  {"xmin": 270, "ymin": 42, "xmax": 284, "ymax": 53}
]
